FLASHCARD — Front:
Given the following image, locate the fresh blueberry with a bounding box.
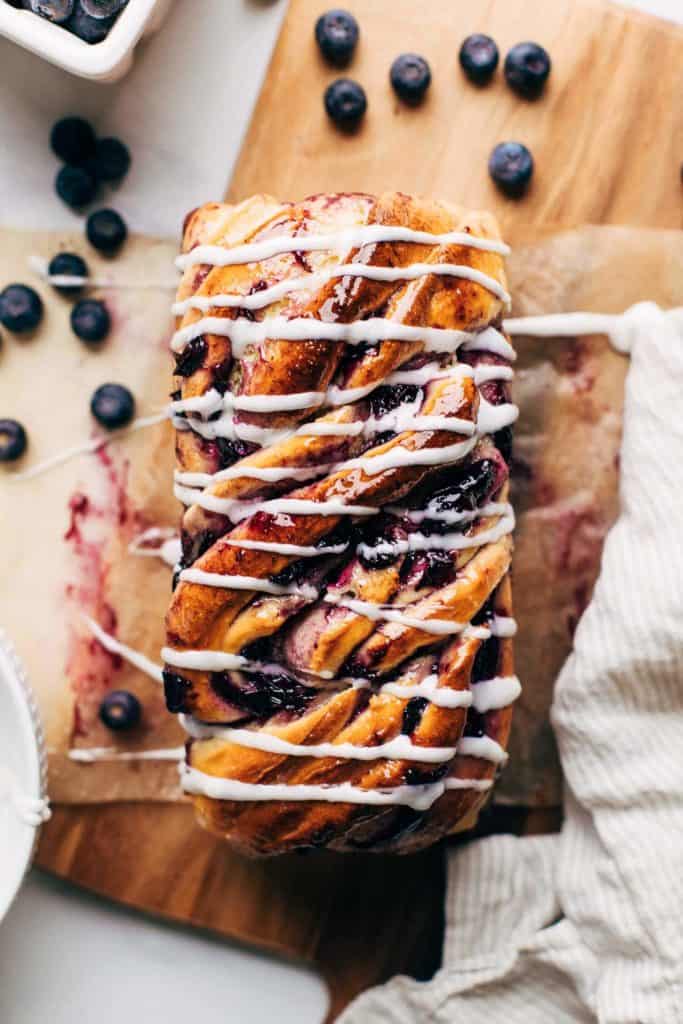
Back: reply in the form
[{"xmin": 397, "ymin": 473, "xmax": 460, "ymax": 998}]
[
  {"xmin": 29, "ymin": 0, "xmax": 74, "ymax": 23},
  {"xmin": 86, "ymin": 208, "xmax": 127, "ymax": 253},
  {"xmin": 0, "ymin": 419, "xmax": 28, "ymax": 462},
  {"xmin": 71, "ymin": 298, "xmax": 111, "ymax": 343},
  {"xmin": 90, "ymin": 383, "xmax": 135, "ymax": 429},
  {"xmin": 315, "ymin": 9, "xmax": 358, "ymax": 66},
  {"xmin": 0, "ymin": 284, "xmax": 43, "ymax": 332},
  {"xmin": 489, "ymin": 142, "xmax": 534, "ymax": 198},
  {"xmin": 504, "ymin": 41, "xmax": 551, "ymax": 99},
  {"xmin": 99, "ymin": 689, "xmax": 141, "ymax": 731},
  {"xmin": 56, "ymin": 164, "xmax": 98, "ymax": 209},
  {"xmin": 94, "ymin": 137, "xmax": 131, "ymax": 182},
  {"xmin": 390, "ymin": 53, "xmax": 431, "ymax": 104},
  {"xmin": 47, "ymin": 252, "xmax": 89, "ymax": 296},
  {"xmin": 66, "ymin": 2, "xmax": 114, "ymax": 43},
  {"xmin": 459, "ymin": 33, "xmax": 499, "ymax": 85},
  {"xmin": 81, "ymin": 0, "xmax": 127, "ymax": 15},
  {"xmin": 324, "ymin": 78, "xmax": 367, "ymax": 130},
  {"xmin": 50, "ymin": 116, "xmax": 96, "ymax": 165}
]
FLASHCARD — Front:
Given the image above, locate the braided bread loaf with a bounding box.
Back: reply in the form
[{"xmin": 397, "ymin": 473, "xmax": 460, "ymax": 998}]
[{"xmin": 163, "ymin": 192, "xmax": 518, "ymax": 855}]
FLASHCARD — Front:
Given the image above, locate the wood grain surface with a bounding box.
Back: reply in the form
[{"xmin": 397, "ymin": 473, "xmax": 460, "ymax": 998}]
[{"xmin": 37, "ymin": 0, "xmax": 682, "ymax": 1018}]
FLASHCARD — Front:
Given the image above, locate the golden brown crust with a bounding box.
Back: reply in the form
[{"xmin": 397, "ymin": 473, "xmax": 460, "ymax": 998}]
[{"xmin": 164, "ymin": 192, "xmax": 515, "ymax": 855}]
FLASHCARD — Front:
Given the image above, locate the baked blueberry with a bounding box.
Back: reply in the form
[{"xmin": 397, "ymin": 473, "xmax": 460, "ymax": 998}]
[
  {"xmin": 90, "ymin": 383, "xmax": 135, "ymax": 428},
  {"xmin": 66, "ymin": 2, "xmax": 114, "ymax": 43},
  {"xmin": 71, "ymin": 298, "xmax": 111, "ymax": 343},
  {"xmin": 55, "ymin": 164, "xmax": 98, "ymax": 209},
  {"xmin": 0, "ymin": 419, "xmax": 28, "ymax": 462},
  {"xmin": 50, "ymin": 116, "xmax": 96, "ymax": 165},
  {"xmin": 93, "ymin": 136, "xmax": 131, "ymax": 182},
  {"xmin": 324, "ymin": 78, "xmax": 367, "ymax": 129},
  {"xmin": 29, "ymin": 0, "xmax": 74, "ymax": 23},
  {"xmin": 0, "ymin": 284, "xmax": 43, "ymax": 332},
  {"xmin": 390, "ymin": 53, "xmax": 431, "ymax": 103},
  {"xmin": 504, "ymin": 41, "xmax": 551, "ymax": 99},
  {"xmin": 489, "ymin": 142, "xmax": 534, "ymax": 198},
  {"xmin": 81, "ymin": 0, "xmax": 127, "ymax": 15},
  {"xmin": 86, "ymin": 208, "xmax": 127, "ymax": 253},
  {"xmin": 47, "ymin": 252, "xmax": 89, "ymax": 296},
  {"xmin": 315, "ymin": 9, "xmax": 358, "ymax": 66},
  {"xmin": 99, "ymin": 689, "xmax": 141, "ymax": 731},
  {"xmin": 459, "ymin": 33, "xmax": 499, "ymax": 85}
]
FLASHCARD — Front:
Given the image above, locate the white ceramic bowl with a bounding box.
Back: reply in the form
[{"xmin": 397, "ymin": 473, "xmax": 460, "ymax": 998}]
[
  {"xmin": 0, "ymin": 0, "xmax": 173, "ymax": 82},
  {"xmin": 0, "ymin": 631, "xmax": 49, "ymax": 923}
]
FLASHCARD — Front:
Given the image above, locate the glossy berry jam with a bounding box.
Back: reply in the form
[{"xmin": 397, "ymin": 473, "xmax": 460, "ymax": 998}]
[
  {"xmin": 99, "ymin": 689, "xmax": 141, "ymax": 731},
  {"xmin": 174, "ymin": 336, "xmax": 207, "ymax": 377},
  {"xmin": 504, "ymin": 41, "xmax": 551, "ymax": 99},
  {"xmin": 401, "ymin": 697, "xmax": 427, "ymax": 735},
  {"xmin": 390, "ymin": 53, "xmax": 432, "ymax": 104},
  {"xmin": 368, "ymin": 383, "xmax": 420, "ymax": 419},
  {"xmin": 163, "ymin": 671, "xmax": 190, "ymax": 713},
  {"xmin": 472, "ymin": 637, "xmax": 500, "ymax": 683},
  {"xmin": 210, "ymin": 671, "xmax": 314, "ymax": 720},
  {"xmin": 315, "ymin": 8, "xmax": 359, "ymax": 66},
  {"xmin": 0, "ymin": 419, "xmax": 28, "ymax": 462},
  {"xmin": 459, "ymin": 33, "xmax": 499, "ymax": 85}
]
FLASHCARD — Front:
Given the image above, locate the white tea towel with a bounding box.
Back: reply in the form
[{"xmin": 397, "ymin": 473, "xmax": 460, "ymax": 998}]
[{"xmin": 340, "ymin": 304, "xmax": 683, "ymax": 1024}]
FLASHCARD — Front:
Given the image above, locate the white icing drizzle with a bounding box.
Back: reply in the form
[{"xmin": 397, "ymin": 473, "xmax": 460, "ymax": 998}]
[
  {"xmin": 170, "ymin": 313, "xmax": 482, "ymax": 357},
  {"xmin": 0, "ymin": 765, "xmax": 51, "ymax": 827},
  {"xmin": 491, "ymin": 615, "xmax": 517, "ymax": 638},
  {"xmin": 84, "ymin": 616, "xmax": 164, "ymax": 684},
  {"xmin": 10, "ymin": 412, "xmax": 168, "ymax": 482},
  {"xmin": 324, "ymin": 595, "xmax": 468, "ymax": 635},
  {"xmin": 175, "ymin": 225, "xmax": 510, "ymax": 271},
  {"xmin": 388, "ymin": 500, "xmax": 510, "ymax": 526},
  {"xmin": 477, "ymin": 398, "xmax": 519, "ymax": 434},
  {"xmin": 68, "ymin": 746, "xmax": 185, "ymax": 763},
  {"xmin": 29, "ymin": 254, "xmax": 178, "ymax": 291},
  {"xmin": 356, "ymin": 509, "xmax": 515, "ymax": 558},
  {"xmin": 180, "ymin": 762, "xmax": 492, "ymax": 809},
  {"xmin": 172, "ymin": 487, "xmax": 377, "ymax": 519},
  {"xmin": 333, "ymin": 436, "xmax": 478, "ymax": 476},
  {"xmin": 379, "ymin": 674, "xmax": 473, "ymax": 708},
  {"xmin": 224, "ymin": 538, "xmax": 349, "ymax": 558},
  {"xmin": 472, "ymin": 675, "xmax": 522, "ymax": 712},
  {"xmin": 174, "ymin": 465, "xmax": 322, "ymax": 487},
  {"xmin": 185, "ymin": 723, "xmax": 456, "ymax": 763},
  {"xmin": 178, "ymin": 568, "xmax": 319, "ymax": 600},
  {"xmin": 457, "ymin": 735, "xmax": 509, "ymax": 764},
  {"xmin": 462, "ymin": 326, "xmax": 516, "ymax": 360},
  {"xmin": 128, "ymin": 527, "xmax": 181, "ymax": 568},
  {"xmin": 173, "ymin": 260, "xmax": 510, "ymax": 316},
  {"xmin": 161, "ymin": 647, "xmax": 250, "ymax": 673}
]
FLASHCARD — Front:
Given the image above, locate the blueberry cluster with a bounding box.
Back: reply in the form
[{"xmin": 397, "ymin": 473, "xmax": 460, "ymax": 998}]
[
  {"xmin": 4, "ymin": 0, "xmax": 129, "ymax": 45},
  {"xmin": 315, "ymin": 11, "xmax": 552, "ymax": 199},
  {"xmin": 0, "ymin": 115, "xmax": 136, "ymax": 467},
  {"xmin": 51, "ymin": 115, "xmax": 131, "ymax": 215}
]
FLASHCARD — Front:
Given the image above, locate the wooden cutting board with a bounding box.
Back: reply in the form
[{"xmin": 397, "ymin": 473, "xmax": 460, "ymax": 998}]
[{"xmin": 37, "ymin": 0, "xmax": 683, "ymax": 1019}]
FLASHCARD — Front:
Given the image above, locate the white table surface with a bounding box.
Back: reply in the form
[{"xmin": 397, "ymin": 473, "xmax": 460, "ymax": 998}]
[{"xmin": 0, "ymin": 1, "xmax": 680, "ymax": 1022}]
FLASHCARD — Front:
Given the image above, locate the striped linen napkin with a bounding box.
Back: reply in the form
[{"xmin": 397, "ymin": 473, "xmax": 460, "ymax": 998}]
[{"xmin": 340, "ymin": 304, "xmax": 683, "ymax": 1024}]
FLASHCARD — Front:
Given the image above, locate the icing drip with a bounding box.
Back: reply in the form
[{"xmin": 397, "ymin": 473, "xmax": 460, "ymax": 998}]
[
  {"xmin": 0, "ymin": 765, "xmax": 50, "ymax": 827},
  {"xmin": 173, "ymin": 260, "xmax": 510, "ymax": 315},
  {"xmin": 472, "ymin": 675, "xmax": 522, "ymax": 712},
  {"xmin": 129, "ymin": 527, "xmax": 181, "ymax": 568},
  {"xmin": 180, "ymin": 762, "xmax": 492, "ymax": 809},
  {"xmin": 84, "ymin": 616, "xmax": 164, "ymax": 684},
  {"xmin": 175, "ymin": 224, "xmax": 510, "ymax": 270},
  {"xmin": 457, "ymin": 735, "xmax": 509, "ymax": 764},
  {"xmin": 29, "ymin": 255, "xmax": 177, "ymax": 292}
]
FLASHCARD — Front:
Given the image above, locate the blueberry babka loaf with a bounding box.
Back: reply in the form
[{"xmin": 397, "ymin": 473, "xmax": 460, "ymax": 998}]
[{"xmin": 163, "ymin": 192, "xmax": 519, "ymax": 855}]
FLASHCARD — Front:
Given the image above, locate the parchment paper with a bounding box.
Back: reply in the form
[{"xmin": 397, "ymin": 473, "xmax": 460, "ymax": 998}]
[{"xmin": 2, "ymin": 224, "xmax": 682, "ymax": 806}]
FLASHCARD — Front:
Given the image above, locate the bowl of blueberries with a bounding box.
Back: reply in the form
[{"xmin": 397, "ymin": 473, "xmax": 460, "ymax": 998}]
[{"xmin": 0, "ymin": 0, "xmax": 173, "ymax": 81}]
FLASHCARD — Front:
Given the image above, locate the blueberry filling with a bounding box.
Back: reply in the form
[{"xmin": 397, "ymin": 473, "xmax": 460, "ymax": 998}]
[
  {"xmin": 401, "ymin": 549, "xmax": 454, "ymax": 588},
  {"xmin": 368, "ymin": 383, "xmax": 420, "ymax": 419},
  {"xmin": 414, "ymin": 459, "xmax": 499, "ymax": 534},
  {"xmin": 471, "ymin": 597, "xmax": 495, "ymax": 626},
  {"xmin": 210, "ymin": 671, "xmax": 314, "ymax": 719},
  {"xmin": 214, "ymin": 437, "xmax": 258, "ymax": 468},
  {"xmin": 404, "ymin": 763, "xmax": 450, "ymax": 786},
  {"xmin": 401, "ymin": 696, "xmax": 428, "ymax": 735},
  {"xmin": 180, "ymin": 527, "xmax": 218, "ymax": 568},
  {"xmin": 494, "ymin": 426, "xmax": 513, "ymax": 464},
  {"xmin": 271, "ymin": 559, "xmax": 310, "ymax": 587},
  {"xmin": 174, "ymin": 336, "xmax": 207, "ymax": 377},
  {"xmin": 472, "ymin": 637, "xmax": 500, "ymax": 683},
  {"xmin": 163, "ymin": 671, "xmax": 191, "ymax": 713},
  {"xmin": 463, "ymin": 710, "xmax": 487, "ymax": 738},
  {"xmin": 357, "ymin": 516, "xmax": 402, "ymax": 570}
]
